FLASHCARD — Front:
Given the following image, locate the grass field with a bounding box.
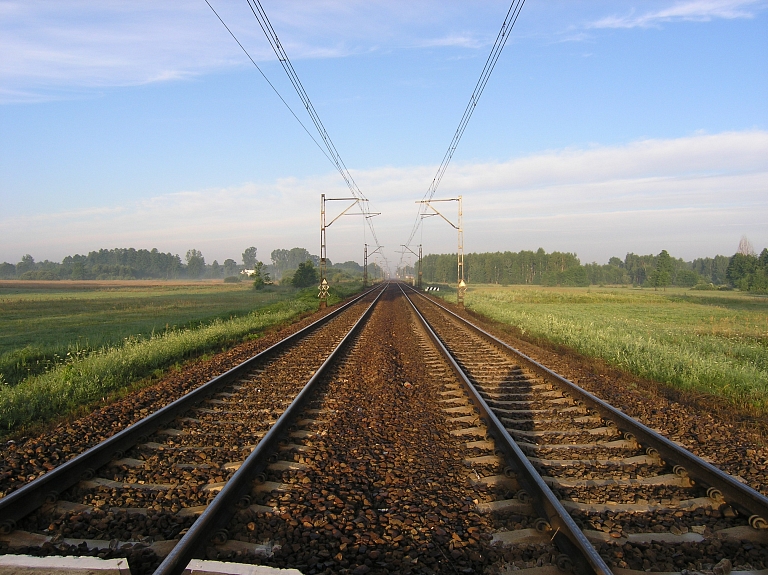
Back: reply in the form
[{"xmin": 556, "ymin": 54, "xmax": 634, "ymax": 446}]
[
  {"xmin": 0, "ymin": 280, "xmax": 298, "ymax": 385},
  {"xmin": 455, "ymin": 285, "xmax": 768, "ymax": 410},
  {"xmin": 0, "ymin": 280, "xmax": 361, "ymax": 431}
]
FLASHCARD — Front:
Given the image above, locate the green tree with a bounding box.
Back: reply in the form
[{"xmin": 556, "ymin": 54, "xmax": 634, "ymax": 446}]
[
  {"xmin": 0, "ymin": 262, "xmax": 16, "ymax": 278},
  {"xmin": 223, "ymin": 259, "xmax": 239, "ymax": 277},
  {"xmin": 649, "ymin": 249, "xmax": 673, "ymax": 290},
  {"xmin": 675, "ymin": 269, "xmax": 700, "ymax": 287},
  {"xmin": 726, "ymin": 253, "xmax": 758, "ymax": 289},
  {"xmin": 71, "ymin": 261, "xmax": 86, "ymax": 280},
  {"xmin": 292, "ymin": 261, "xmax": 319, "ymax": 288},
  {"xmin": 186, "ymin": 249, "xmax": 206, "ymax": 279},
  {"xmin": 252, "ymin": 261, "xmax": 272, "ymax": 290},
  {"xmin": 242, "ymin": 247, "xmax": 258, "ymax": 269},
  {"xmin": 16, "ymin": 254, "xmax": 35, "ymax": 275},
  {"xmin": 210, "ymin": 260, "xmax": 221, "ymax": 278}
]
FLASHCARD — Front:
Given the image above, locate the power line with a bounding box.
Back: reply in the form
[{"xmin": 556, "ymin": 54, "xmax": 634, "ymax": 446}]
[
  {"xmin": 206, "ymin": 0, "xmax": 382, "ymax": 251},
  {"xmin": 243, "ymin": 0, "xmax": 382, "ymax": 249},
  {"xmin": 204, "ymin": 0, "xmax": 334, "ymax": 168},
  {"xmin": 403, "ymin": 0, "xmax": 526, "ymax": 253}
]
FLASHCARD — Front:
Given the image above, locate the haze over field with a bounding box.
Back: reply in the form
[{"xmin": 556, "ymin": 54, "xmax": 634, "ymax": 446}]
[{"xmin": 1, "ymin": 1, "xmax": 766, "ymax": 269}]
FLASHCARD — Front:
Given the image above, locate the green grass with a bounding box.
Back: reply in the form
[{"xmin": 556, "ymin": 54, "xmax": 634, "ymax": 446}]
[
  {"xmin": 0, "ymin": 282, "xmax": 301, "ymax": 385},
  {"xmin": 453, "ymin": 285, "xmax": 768, "ymax": 409},
  {"xmin": 0, "ymin": 281, "xmax": 362, "ymax": 430}
]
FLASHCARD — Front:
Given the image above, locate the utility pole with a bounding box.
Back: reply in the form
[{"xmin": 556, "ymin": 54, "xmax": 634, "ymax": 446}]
[
  {"xmin": 416, "ymin": 196, "xmax": 465, "ymax": 307},
  {"xmin": 400, "ymin": 244, "xmax": 423, "ymax": 289},
  {"xmin": 320, "ymin": 194, "xmax": 360, "ymax": 309},
  {"xmin": 364, "ymin": 243, "xmax": 383, "ymax": 287},
  {"xmin": 419, "ymin": 244, "xmax": 423, "ymax": 289},
  {"xmin": 457, "ymin": 195, "xmax": 465, "ymax": 306}
]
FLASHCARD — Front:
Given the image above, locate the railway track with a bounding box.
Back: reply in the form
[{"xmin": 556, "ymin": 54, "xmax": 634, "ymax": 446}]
[
  {"xmin": 403, "ymin": 284, "xmax": 768, "ymax": 575},
  {"xmin": 0, "ymin": 285, "xmax": 384, "ymax": 572},
  {"xmin": 1, "ymin": 282, "xmax": 766, "ymax": 575}
]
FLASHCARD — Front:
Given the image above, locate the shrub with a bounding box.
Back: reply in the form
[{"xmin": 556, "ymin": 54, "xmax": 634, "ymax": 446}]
[{"xmin": 292, "ymin": 261, "xmax": 319, "ymax": 288}]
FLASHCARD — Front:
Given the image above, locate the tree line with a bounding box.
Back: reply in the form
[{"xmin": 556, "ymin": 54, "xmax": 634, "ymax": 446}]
[
  {"xmin": 419, "ymin": 244, "xmax": 767, "ymax": 292},
  {"xmin": 0, "ymin": 245, "xmax": 383, "ymax": 284}
]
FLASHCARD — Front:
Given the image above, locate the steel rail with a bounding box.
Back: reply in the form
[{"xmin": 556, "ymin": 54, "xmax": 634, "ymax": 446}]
[
  {"xmin": 0, "ymin": 284, "xmax": 382, "ymax": 534},
  {"xmin": 399, "ymin": 284, "xmax": 612, "ymax": 575},
  {"xmin": 407, "ymin": 285, "xmax": 768, "ymax": 531},
  {"xmin": 153, "ymin": 283, "xmax": 387, "ymax": 575}
]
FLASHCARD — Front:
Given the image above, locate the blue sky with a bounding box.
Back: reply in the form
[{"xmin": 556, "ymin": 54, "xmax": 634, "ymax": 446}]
[{"xmin": 1, "ymin": 0, "xmax": 766, "ymax": 272}]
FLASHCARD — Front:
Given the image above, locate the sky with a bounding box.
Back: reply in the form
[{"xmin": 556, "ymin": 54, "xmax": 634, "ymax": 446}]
[{"xmin": 1, "ymin": 0, "xmax": 767, "ymax": 273}]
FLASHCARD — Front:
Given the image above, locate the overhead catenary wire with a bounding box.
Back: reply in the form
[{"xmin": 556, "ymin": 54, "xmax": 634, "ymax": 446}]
[
  {"xmin": 243, "ymin": 0, "xmax": 382, "ymax": 249},
  {"xmin": 206, "ymin": 0, "xmax": 382, "ymax": 253},
  {"xmin": 204, "ymin": 0, "xmax": 335, "ymax": 169},
  {"xmin": 403, "ymin": 0, "xmax": 526, "ymax": 256}
]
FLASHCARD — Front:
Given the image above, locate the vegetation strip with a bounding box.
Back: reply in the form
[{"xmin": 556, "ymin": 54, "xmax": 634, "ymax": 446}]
[
  {"xmin": 455, "ymin": 286, "xmax": 768, "ymax": 409},
  {"xmin": 0, "ymin": 298, "xmax": 318, "ymax": 431},
  {"xmin": 0, "ymin": 283, "xmax": 300, "ymax": 386}
]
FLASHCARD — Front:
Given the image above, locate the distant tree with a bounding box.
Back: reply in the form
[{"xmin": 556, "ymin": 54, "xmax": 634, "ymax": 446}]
[
  {"xmin": 242, "ymin": 247, "xmax": 258, "ymax": 269},
  {"xmin": 252, "ymin": 261, "xmax": 272, "ymax": 290},
  {"xmin": 608, "ymin": 256, "xmax": 624, "ymax": 268},
  {"xmin": 738, "ymin": 236, "xmax": 756, "ymax": 256},
  {"xmin": 649, "ymin": 249, "xmax": 673, "ymax": 290},
  {"xmin": 270, "ymin": 247, "xmax": 320, "ymax": 279},
  {"xmin": 186, "ymin": 249, "xmax": 206, "ymax": 279},
  {"xmin": 223, "ymin": 258, "xmax": 239, "ymax": 277},
  {"xmin": 0, "ymin": 262, "xmax": 16, "ymax": 279},
  {"xmin": 727, "ymin": 252, "xmax": 758, "ymax": 289},
  {"xmin": 210, "ymin": 260, "xmax": 222, "ymax": 278},
  {"xmin": 71, "ymin": 261, "xmax": 86, "ymax": 280},
  {"xmin": 675, "ymin": 269, "xmax": 700, "ymax": 287},
  {"xmin": 292, "ymin": 261, "xmax": 319, "ymax": 288},
  {"xmin": 16, "ymin": 254, "xmax": 35, "ymax": 275}
]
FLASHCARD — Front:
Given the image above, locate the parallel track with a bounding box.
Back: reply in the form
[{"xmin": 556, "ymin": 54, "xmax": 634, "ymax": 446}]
[
  {"xmin": 1, "ymin": 282, "xmax": 766, "ymax": 575},
  {"xmin": 404, "ymin": 284, "xmax": 768, "ymax": 574},
  {"xmin": 0, "ymin": 285, "xmax": 384, "ymax": 571}
]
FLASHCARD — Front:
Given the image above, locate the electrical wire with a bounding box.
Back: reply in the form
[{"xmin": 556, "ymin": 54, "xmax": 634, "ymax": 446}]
[
  {"xmin": 402, "ymin": 0, "xmax": 526, "ymax": 255},
  {"xmin": 206, "ymin": 0, "xmax": 382, "ymax": 253},
  {"xmin": 204, "ymin": 0, "xmax": 335, "ymax": 168},
  {"xmin": 243, "ymin": 0, "xmax": 382, "ymax": 249}
]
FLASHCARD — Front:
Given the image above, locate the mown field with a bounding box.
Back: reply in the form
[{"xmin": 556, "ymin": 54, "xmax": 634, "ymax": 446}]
[
  {"xmin": 0, "ymin": 280, "xmax": 360, "ymax": 431},
  {"xmin": 455, "ymin": 285, "xmax": 768, "ymax": 410}
]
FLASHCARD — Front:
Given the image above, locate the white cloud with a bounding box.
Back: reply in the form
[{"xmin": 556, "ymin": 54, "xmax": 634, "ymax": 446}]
[
  {"xmin": 589, "ymin": 0, "xmax": 763, "ymax": 29},
  {"xmin": 417, "ymin": 35, "xmax": 486, "ymax": 49},
  {"xmin": 2, "ymin": 131, "xmax": 766, "ymax": 268},
  {"xmin": 0, "ymin": 0, "xmax": 500, "ymax": 103}
]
